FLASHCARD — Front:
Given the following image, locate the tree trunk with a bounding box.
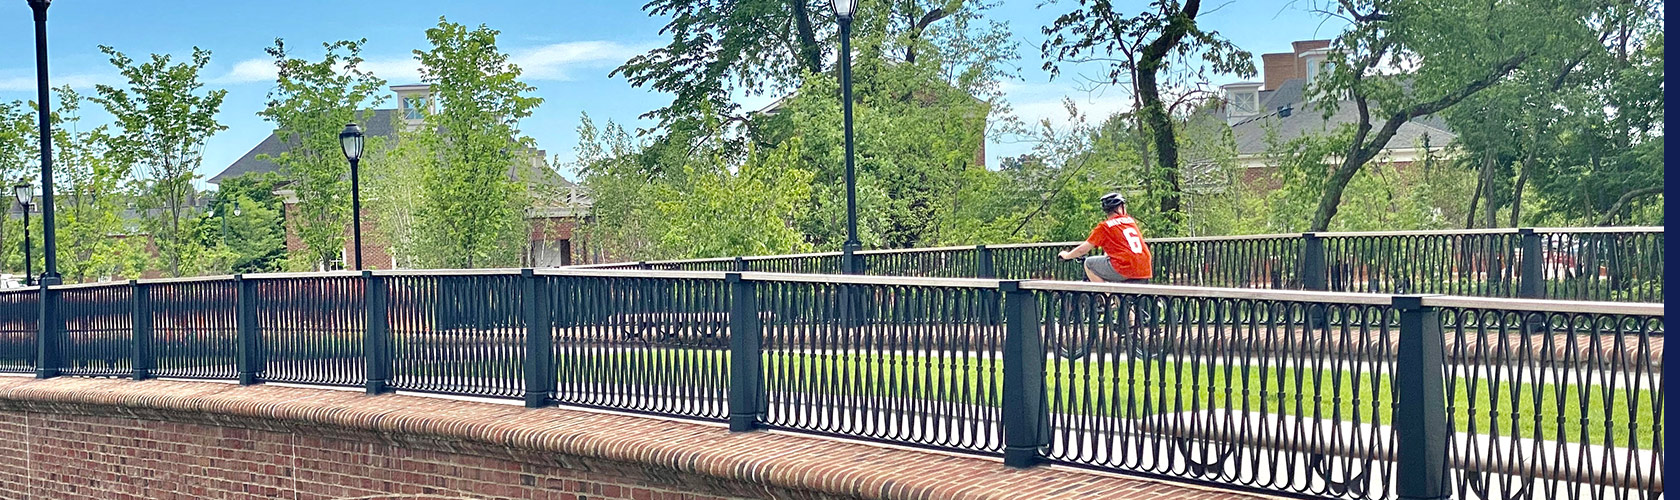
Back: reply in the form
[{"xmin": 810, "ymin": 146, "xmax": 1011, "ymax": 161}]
[
  {"xmin": 1306, "ymin": 53, "xmax": 1528, "ymax": 232},
  {"xmin": 1508, "ymin": 148, "xmax": 1532, "ymax": 227},
  {"xmin": 1595, "ymin": 186, "xmax": 1663, "ymax": 226},
  {"xmin": 1481, "ymin": 151, "xmax": 1499, "ymax": 228},
  {"xmin": 1465, "ymin": 162, "xmax": 1484, "ymax": 229},
  {"xmin": 791, "ymin": 1, "xmax": 822, "ymax": 74},
  {"xmin": 1132, "ymin": 0, "xmax": 1202, "ymax": 233}
]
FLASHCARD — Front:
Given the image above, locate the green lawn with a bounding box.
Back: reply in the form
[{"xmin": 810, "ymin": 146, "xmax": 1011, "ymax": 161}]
[{"xmin": 534, "ymin": 348, "xmax": 1661, "ymax": 449}]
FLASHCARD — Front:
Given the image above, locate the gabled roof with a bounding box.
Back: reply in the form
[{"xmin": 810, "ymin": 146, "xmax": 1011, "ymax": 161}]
[
  {"xmin": 1210, "ymin": 77, "xmax": 1456, "ymax": 157},
  {"xmin": 209, "ymin": 108, "xmax": 577, "ymax": 191},
  {"xmin": 210, "ymin": 109, "xmax": 402, "ymax": 185}
]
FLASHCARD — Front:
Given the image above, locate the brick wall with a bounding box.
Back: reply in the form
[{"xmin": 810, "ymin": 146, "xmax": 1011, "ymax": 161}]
[{"xmin": 0, "ymin": 377, "xmax": 1275, "ymax": 500}]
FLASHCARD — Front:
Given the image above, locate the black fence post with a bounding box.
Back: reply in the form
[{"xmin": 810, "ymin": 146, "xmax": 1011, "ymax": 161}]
[
  {"xmin": 522, "ymin": 269, "xmax": 555, "ymax": 409},
  {"xmin": 734, "ymin": 256, "xmax": 748, "ymax": 272},
  {"xmin": 235, "ymin": 275, "xmax": 262, "ymax": 386},
  {"xmin": 1302, "ymin": 232, "xmax": 1327, "ymax": 291},
  {"xmin": 1516, "ymin": 228, "xmax": 1544, "ymax": 299},
  {"xmin": 1302, "ymin": 233, "xmax": 1328, "ymax": 329},
  {"xmin": 34, "ymin": 280, "xmax": 59, "ymax": 379},
  {"xmin": 727, "ymin": 272, "xmax": 763, "ymax": 432},
  {"xmin": 1516, "ymin": 229, "xmax": 1548, "ymax": 333},
  {"xmin": 976, "ymin": 245, "xmax": 996, "ymax": 279},
  {"xmin": 1394, "ymin": 295, "xmax": 1448, "ymax": 500},
  {"xmin": 130, "ymin": 280, "xmax": 151, "ymax": 381},
  {"xmin": 363, "ymin": 271, "xmax": 392, "ymax": 395},
  {"xmin": 1000, "ymin": 280, "xmax": 1045, "ymax": 468}
]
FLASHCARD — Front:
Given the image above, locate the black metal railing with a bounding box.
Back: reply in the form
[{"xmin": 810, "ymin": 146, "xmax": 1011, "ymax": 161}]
[
  {"xmin": 550, "ymin": 271, "xmax": 732, "ymax": 420},
  {"xmin": 0, "ymin": 289, "xmax": 34, "ymax": 374},
  {"xmin": 1, "ymin": 268, "xmax": 1661, "ymax": 500},
  {"xmin": 1433, "ymin": 297, "xmax": 1664, "ymax": 500},
  {"xmin": 757, "ymin": 275, "xmax": 1006, "ymax": 452},
  {"xmin": 571, "ymin": 227, "xmax": 1663, "ymax": 303},
  {"xmin": 253, "ymin": 273, "xmax": 366, "ymax": 388},
  {"xmin": 59, "ymin": 283, "xmax": 133, "ymax": 378}
]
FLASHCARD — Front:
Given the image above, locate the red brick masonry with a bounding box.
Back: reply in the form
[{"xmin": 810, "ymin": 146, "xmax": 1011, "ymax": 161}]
[{"xmin": 0, "ymin": 377, "xmax": 1273, "ymax": 500}]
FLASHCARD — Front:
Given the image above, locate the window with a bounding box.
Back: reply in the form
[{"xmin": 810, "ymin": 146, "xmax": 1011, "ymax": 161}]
[
  {"xmin": 403, "ymin": 96, "xmax": 428, "ymax": 120},
  {"xmin": 1305, "ymin": 56, "xmax": 1330, "ymax": 82},
  {"xmin": 1229, "ymin": 90, "xmax": 1259, "ymax": 115}
]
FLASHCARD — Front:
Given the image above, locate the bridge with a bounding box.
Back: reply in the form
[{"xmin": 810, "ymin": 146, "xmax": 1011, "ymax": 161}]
[{"xmin": 0, "ymin": 227, "xmax": 1663, "ymax": 500}]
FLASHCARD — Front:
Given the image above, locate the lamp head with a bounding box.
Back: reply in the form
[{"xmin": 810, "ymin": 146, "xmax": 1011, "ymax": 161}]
[
  {"xmin": 339, "ymin": 122, "xmax": 365, "ymax": 162},
  {"xmin": 832, "ymin": 0, "xmax": 855, "ymax": 20},
  {"xmin": 12, "ymin": 184, "xmax": 29, "ymax": 206}
]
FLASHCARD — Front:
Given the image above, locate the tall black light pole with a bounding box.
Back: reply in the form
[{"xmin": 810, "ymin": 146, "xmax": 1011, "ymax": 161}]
[
  {"xmin": 339, "ymin": 123, "xmax": 365, "ymax": 271},
  {"xmin": 27, "ymin": 0, "xmax": 60, "ymax": 380},
  {"xmin": 13, "ymin": 184, "xmax": 30, "ymax": 286},
  {"xmin": 26, "ymin": 0, "xmax": 58, "ymax": 287},
  {"xmin": 833, "ymin": 0, "xmax": 860, "ymax": 274}
]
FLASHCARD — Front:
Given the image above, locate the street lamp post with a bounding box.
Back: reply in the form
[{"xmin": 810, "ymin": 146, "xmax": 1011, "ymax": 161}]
[
  {"xmin": 25, "ymin": 0, "xmax": 58, "ymax": 287},
  {"xmin": 339, "ymin": 123, "xmax": 365, "ymax": 271},
  {"xmin": 13, "ymin": 184, "xmax": 30, "ymax": 287},
  {"xmin": 833, "ymin": 0, "xmax": 860, "ymax": 274},
  {"xmin": 26, "ymin": 0, "xmax": 61, "ymax": 380}
]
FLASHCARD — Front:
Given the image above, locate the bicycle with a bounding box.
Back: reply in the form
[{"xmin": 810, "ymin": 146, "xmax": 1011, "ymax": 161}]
[{"xmin": 1044, "ymin": 256, "xmax": 1173, "ymax": 361}]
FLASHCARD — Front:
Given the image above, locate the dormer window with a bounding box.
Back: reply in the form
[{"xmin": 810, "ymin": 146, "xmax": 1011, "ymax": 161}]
[
  {"xmin": 402, "ymin": 95, "xmax": 428, "ymax": 120},
  {"xmin": 390, "ymin": 84, "xmax": 434, "ymax": 126},
  {"xmin": 1300, "ymin": 48, "xmax": 1331, "ymax": 83},
  {"xmin": 1220, "ymin": 82, "xmax": 1264, "ymax": 124}
]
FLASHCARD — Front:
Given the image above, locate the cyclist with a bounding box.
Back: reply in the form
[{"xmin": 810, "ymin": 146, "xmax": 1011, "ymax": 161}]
[{"xmin": 1057, "ymin": 192, "xmax": 1152, "ymax": 283}]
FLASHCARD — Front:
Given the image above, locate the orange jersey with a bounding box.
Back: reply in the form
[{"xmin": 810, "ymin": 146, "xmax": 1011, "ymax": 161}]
[{"xmin": 1086, "ymin": 213, "xmax": 1152, "ymax": 279}]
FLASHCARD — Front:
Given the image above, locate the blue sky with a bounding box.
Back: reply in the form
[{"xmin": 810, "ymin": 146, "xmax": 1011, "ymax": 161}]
[{"xmin": 0, "ymin": 1, "xmax": 1346, "ymax": 189}]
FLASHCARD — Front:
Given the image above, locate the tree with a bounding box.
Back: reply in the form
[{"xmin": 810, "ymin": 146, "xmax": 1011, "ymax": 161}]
[
  {"xmin": 44, "ymin": 88, "xmax": 146, "ymax": 283},
  {"xmin": 410, "ymin": 18, "xmax": 543, "ymax": 268},
  {"xmin": 615, "ymin": 1, "xmax": 992, "ymax": 129},
  {"xmin": 256, "ymin": 39, "xmax": 387, "ymax": 271},
  {"xmin": 1453, "ymin": 0, "xmax": 1666, "ymax": 227},
  {"xmin": 208, "ymin": 173, "xmax": 288, "ymax": 273},
  {"xmin": 0, "ymin": 101, "xmax": 33, "ymax": 275},
  {"xmin": 1041, "ymin": 0, "xmax": 1255, "ymax": 235},
  {"xmin": 363, "ymin": 115, "xmax": 430, "ymax": 269},
  {"xmin": 574, "ymin": 111, "xmax": 815, "ymax": 260},
  {"xmin": 91, "ymin": 46, "xmax": 228, "ymax": 277},
  {"xmin": 1301, "ymin": 0, "xmax": 1606, "ymax": 231}
]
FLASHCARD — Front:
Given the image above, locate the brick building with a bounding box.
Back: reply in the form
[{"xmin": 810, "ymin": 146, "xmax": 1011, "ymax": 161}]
[
  {"xmin": 1192, "ymin": 39, "xmax": 1457, "ymax": 191},
  {"xmin": 209, "ymin": 84, "xmax": 592, "ymax": 270}
]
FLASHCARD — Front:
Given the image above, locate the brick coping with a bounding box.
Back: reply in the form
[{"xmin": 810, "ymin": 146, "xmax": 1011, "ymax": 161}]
[{"xmin": 0, "ymin": 376, "xmax": 1279, "ymax": 500}]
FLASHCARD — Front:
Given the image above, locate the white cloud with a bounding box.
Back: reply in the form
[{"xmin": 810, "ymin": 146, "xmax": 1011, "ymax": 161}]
[
  {"xmin": 0, "ymin": 73, "xmax": 112, "ymax": 92},
  {"xmin": 213, "ymin": 58, "xmax": 276, "ymax": 85},
  {"xmin": 209, "ymin": 40, "xmax": 651, "ymax": 87},
  {"xmin": 998, "ymin": 80, "xmax": 1134, "ymax": 131},
  {"xmin": 510, "ymin": 40, "xmax": 651, "ymax": 81}
]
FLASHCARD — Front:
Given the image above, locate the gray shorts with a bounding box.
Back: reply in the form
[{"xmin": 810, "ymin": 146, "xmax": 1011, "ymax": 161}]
[{"xmin": 1084, "ymin": 256, "xmax": 1148, "ymax": 283}]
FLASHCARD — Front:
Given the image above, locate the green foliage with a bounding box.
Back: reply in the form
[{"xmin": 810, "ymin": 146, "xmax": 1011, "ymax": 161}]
[
  {"xmin": 363, "ymin": 113, "xmax": 429, "ymax": 270},
  {"xmin": 1041, "ymin": 0, "xmax": 1257, "ymax": 235},
  {"xmin": 408, "ymin": 18, "xmax": 543, "ymax": 268},
  {"xmin": 575, "ymin": 111, "xmax": 815, "ymax": 260},
  {"xmin": 90, "ymin": 45, "xmax": 228, "ymax": 277},
  {"xmin": 612, "ymin": 0, "xmax": 828, "ymax": 128},
  {"xmin": 0, "ymin": 100, "xmax": 38, "ymax": 276},
  {"xmin": 208, "ymin": 173, "xmax": 288, "ymax": 274},
  {"xmin": 256, "ymin": 38, "xmax": 387, "ymax": 270},
  {"xmin": 45, "ymin": 88, "xmax": 146, "ymax": 283},
  {"xmin": 1303, "ymin": 0, "xmax": 1624, "ymax": 231}
]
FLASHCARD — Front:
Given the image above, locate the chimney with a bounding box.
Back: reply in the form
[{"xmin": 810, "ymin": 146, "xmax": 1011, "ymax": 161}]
[
  {"xmin": 1260, "ymin": 40, "xmax": 1334, "ymax": 90},
  {"xmin": 1291, "ymin": 40, "xmax": 1331, "ymax": 56},
  {"xmin": 1261, "ymin": 53, "xmax": 1298, "ymax": 90}
]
